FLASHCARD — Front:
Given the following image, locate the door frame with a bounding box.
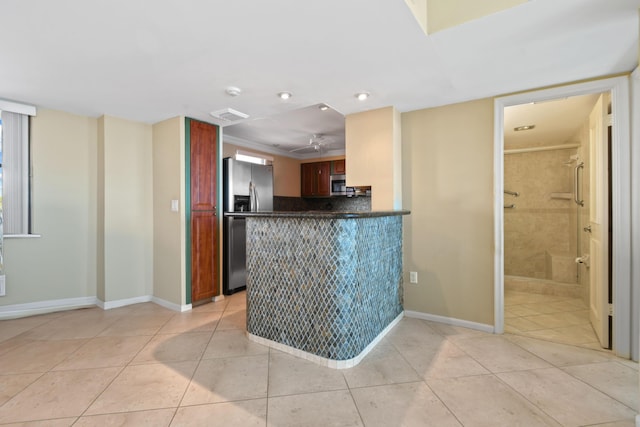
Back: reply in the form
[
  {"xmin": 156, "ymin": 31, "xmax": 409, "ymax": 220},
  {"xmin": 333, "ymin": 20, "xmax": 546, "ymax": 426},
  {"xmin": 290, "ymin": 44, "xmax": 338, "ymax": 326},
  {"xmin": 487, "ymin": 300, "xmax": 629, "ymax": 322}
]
[{"xmin": 493, "ymin": 76, "xmax": 631, "ymax": 358}]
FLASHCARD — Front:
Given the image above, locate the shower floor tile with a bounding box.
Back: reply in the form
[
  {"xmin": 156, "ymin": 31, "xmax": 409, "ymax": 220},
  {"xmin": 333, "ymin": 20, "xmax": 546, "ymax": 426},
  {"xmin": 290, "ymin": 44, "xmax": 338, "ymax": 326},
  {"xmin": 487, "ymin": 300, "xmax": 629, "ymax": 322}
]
[{"xmin": 505, "ymin": 290, "xmax": 603, "ymax": 350}]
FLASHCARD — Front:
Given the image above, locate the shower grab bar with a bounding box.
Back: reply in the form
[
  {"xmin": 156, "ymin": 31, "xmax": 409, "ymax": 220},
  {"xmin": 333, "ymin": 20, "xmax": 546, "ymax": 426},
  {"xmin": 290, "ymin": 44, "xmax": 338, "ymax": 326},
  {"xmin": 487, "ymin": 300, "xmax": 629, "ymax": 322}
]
[
  {"xmin": 504, "ymin": 204, "xmax": 516, "ymax": 209},
  {"xmin": 504, "ymin": 190, "xmax": 519, "ymax": 197},
  {"xmin": 574, "ymin": 162, "xmax": 584, "ymax": 206}
]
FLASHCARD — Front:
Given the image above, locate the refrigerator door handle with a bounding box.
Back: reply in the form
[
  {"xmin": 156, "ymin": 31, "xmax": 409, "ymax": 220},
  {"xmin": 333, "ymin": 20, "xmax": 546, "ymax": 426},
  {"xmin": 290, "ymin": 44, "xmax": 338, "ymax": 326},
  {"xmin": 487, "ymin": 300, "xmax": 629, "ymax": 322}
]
[
  {"xmin": 249, "ymin": 181, "xmax": 259, "ymax": 211},
  {"xmin": 254, "ymin": 186, "xmax": 259, "ymax": 211}
]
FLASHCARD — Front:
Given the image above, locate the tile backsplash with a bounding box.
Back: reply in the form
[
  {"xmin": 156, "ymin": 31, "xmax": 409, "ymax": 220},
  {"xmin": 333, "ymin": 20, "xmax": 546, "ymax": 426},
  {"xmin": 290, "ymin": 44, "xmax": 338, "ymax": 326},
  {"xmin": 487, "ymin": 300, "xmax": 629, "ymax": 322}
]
[{"xmin": 273, "ymin": 196, "xmax": 371, "ymax": 212}]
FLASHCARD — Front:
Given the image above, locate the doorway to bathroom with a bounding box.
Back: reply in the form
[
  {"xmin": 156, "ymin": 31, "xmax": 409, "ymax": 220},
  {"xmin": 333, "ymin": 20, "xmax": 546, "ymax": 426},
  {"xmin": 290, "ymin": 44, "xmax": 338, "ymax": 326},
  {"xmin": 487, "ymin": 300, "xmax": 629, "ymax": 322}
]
[
  {"xmin": 493, "ymin": 76, "xmax": 632, "ymax": 359},
  {"xmin": 502, "ymin": 93, "xmax": 608, "ymax": 350}
]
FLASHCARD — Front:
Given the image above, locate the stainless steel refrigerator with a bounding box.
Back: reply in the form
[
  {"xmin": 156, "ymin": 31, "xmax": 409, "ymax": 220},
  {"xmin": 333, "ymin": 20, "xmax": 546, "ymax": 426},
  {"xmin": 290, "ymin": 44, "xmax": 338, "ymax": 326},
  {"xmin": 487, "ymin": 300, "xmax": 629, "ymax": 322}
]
[{"xmin": 223, "ymin": 157, "xmax": 273, "ymax": 294}]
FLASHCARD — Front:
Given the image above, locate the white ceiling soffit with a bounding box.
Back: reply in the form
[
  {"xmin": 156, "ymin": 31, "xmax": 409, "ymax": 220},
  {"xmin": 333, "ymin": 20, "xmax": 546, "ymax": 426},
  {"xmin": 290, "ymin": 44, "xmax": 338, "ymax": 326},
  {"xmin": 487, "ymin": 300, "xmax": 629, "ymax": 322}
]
[
  {"xmin": 404, "ymin": 0, "xmax": 528, "ymax": 35},
  {"xmin": 0, "ymin": 0, "xmax": 637, "ymax": 128}
]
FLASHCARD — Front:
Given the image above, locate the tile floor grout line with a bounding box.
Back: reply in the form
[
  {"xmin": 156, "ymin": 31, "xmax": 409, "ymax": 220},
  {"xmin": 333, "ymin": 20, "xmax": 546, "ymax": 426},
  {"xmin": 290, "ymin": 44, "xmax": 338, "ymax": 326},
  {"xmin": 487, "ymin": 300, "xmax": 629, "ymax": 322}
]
[
  {"xmin": 420, "ymin": 375, "xmax": 469, "ymax": 427},
  {"xmin": 172, "ymin": 298, "xmax": 229, "ymax": 414},
  {"xmin": 344, "ymin": 379, "xmax": 367, "ymax": 427},
  {"xmin": 72, "ymin": 364, "xmax": 128, "ymax": 422},
  {"xmin": 265, "ymin": 346, "xmax": 271, "ymax": 425},
  {"xmin": 492, "ymin": 369, "xmax": 566, "ymax": 426},
  {"xmin": 557, "ymin": 362, "xmax": 639, "ymax": 413},
  {"xmin": 71, "ymin": 305, "xmax": 177, "ymax": 423}
]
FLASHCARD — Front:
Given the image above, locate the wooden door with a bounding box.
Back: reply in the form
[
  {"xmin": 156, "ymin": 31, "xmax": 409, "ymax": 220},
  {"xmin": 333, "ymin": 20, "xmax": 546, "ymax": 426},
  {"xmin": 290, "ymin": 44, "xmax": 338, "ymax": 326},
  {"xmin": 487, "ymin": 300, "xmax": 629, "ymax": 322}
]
[
  {"xmin": 588, "ymin": 94, "xmax": 610, "ymax": 348},
  {"xmin": 190, "ymin": 120, "xmax": 218, "ymax": 302}
]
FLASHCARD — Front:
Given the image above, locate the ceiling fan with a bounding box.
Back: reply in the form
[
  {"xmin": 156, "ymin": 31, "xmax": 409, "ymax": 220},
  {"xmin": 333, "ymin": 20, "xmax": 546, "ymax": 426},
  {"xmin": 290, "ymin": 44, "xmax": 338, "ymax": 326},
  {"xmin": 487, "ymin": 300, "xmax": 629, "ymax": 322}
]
[{"xmin": 289, "ymin": 134, "xmax": 333, "ymax": 153}]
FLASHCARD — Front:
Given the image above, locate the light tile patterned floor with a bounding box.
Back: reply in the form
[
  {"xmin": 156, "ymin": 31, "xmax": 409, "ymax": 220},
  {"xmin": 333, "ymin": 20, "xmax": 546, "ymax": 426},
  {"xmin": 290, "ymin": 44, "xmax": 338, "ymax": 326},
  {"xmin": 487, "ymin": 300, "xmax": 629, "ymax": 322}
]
[
  {"xmin": 0, "ymin": 292, "xmax": 636, "ymax": 426},
  {"xmin": 505, "ymin": 289, "xmax": 603, "ymax": 350}
]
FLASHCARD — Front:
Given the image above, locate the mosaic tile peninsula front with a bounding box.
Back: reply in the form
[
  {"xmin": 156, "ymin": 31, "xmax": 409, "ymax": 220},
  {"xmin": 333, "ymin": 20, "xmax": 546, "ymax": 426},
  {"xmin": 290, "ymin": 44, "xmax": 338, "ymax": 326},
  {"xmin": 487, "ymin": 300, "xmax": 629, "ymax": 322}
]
[{"xmin": 243, "ymin": 212, "xmax": 407, "ymax": 364}]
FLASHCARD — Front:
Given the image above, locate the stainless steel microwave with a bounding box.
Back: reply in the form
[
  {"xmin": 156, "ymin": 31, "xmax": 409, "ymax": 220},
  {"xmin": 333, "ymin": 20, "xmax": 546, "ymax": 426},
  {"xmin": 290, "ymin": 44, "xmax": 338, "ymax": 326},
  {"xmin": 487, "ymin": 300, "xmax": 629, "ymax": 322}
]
[{"xmin": 330, "ymin": 174, "xmax": 346, "ymax": 196}]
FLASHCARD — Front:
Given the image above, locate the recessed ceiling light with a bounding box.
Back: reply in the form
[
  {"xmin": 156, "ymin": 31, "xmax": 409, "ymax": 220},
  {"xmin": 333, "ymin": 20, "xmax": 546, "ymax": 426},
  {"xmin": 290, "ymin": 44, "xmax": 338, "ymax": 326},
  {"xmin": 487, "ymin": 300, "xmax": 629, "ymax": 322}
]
[
  {"xmin": 319, "ymin": 104, "xmax": 329, "ymax": 111},
  {"xmin": 278, "ymin": 92, "xmax": 292, "ymax": 100},
  {"xmin": 514, "ymin": 125, "xmax": 535, "ymax": 131},
  {"xmin": 355, "ymin": 92, "xmax": 370, "ymax": 101}
]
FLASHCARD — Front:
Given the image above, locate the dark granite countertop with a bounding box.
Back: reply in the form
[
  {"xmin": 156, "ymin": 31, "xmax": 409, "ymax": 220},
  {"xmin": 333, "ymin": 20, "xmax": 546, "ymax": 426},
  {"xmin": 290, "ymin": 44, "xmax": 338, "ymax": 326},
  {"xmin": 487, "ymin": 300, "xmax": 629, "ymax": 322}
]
[{"xmin": 224, "ymin": 210, "xmax": 410, "ymax": 219}]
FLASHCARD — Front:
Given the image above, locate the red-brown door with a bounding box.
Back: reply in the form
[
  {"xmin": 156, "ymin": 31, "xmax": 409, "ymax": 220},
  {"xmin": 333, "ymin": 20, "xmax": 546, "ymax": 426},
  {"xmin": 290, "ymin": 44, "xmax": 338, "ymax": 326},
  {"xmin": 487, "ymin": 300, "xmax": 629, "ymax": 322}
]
[{"xmin": 190, "ymin": 120, "xmax": 218, "ymax": 302}]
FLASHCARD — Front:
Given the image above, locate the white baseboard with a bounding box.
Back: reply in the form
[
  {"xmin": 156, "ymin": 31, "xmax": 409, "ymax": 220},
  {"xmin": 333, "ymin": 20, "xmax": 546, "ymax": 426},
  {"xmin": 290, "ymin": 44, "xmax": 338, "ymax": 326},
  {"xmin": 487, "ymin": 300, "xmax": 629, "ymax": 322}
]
[
  {"xmin": 248, "ymin": 312, "xmax": 404, "ymax": 369},
  {"xmin": 151, "ymin": 296, "xmax": 191, "ymax": 312},
  {"xmin": 0, "ymin": 296, "xmax": 98, "ymax": 320},
  {"xmin": 404, "ymin": 310, "xmax": 495, "ymax": 334},
  {"xmin": 0, "ymin": 294, "xmax": 191, "ymax": 319}
]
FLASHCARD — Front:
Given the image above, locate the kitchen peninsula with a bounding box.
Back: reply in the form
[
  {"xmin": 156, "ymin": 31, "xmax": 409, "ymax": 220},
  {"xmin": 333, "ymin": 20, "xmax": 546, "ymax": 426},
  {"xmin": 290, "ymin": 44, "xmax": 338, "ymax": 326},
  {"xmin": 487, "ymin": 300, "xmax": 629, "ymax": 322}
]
[{"xmin": 225, "ymin": 210, "xmax": 409, "ymax": 368}]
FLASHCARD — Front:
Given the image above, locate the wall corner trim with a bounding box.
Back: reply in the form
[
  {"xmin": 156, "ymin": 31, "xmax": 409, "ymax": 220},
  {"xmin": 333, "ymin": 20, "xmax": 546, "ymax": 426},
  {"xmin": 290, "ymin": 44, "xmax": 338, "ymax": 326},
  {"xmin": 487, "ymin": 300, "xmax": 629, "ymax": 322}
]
[
  {"xmin": 404, "ymin": 310, "xmax": 495, "ymax": 334},
  {"xmin": 152, "ymin": 296, "xmax": 192, "ymax": 312},
  {"xmin": 99, "ymin": 295, "xmax": 153, "ymax": 310}
]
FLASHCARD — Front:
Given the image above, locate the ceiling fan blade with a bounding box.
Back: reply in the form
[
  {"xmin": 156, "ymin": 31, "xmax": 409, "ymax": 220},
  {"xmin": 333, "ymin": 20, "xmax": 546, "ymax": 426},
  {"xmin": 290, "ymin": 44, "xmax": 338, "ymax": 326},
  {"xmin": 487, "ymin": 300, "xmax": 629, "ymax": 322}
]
[{"xmin": 289, "ymin": 145, "xmax": 315, "ymax": 152}]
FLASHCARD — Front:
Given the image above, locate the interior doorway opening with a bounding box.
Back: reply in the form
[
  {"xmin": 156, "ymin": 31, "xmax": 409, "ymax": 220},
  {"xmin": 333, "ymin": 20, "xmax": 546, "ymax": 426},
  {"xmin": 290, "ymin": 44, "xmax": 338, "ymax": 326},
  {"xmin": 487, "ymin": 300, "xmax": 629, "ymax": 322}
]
[
  {"xmin": 502, "ymin": 93, "xmax": 610, "ymax": 350},
  {"xmin": 493, "ymin": 76, "xmax": 632, "ymax": 359}
]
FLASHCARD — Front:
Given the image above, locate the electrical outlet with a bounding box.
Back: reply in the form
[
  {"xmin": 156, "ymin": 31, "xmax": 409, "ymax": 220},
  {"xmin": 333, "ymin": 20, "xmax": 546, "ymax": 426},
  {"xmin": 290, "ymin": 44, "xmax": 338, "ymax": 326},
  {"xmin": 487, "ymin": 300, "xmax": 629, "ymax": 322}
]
[
  {"xmin": 0, "ymin": 275, "xmax": 5, "ymax": 296},
  {"xmin": 409, "ymin": 271, "xmax": 418, "ymax": 284}
]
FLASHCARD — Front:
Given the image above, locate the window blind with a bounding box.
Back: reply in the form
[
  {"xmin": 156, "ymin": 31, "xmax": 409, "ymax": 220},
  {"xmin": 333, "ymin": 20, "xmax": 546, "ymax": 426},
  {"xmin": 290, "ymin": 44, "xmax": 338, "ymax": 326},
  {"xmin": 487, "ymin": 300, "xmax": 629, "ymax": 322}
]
[{"xmin": 1, "ymin": 111, "xmax": 30, "ymax": 234}]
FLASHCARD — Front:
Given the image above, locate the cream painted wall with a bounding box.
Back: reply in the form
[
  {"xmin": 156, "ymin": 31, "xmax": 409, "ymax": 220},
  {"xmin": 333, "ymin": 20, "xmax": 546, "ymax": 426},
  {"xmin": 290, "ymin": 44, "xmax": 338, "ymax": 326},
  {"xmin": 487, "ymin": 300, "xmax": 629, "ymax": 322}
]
[
  {"xmin": 1, "ymin": 109, "xmax": 98, "ymax": 305},
  {"xmin": 100, "ymin": 116, "xmax": 153, "ymax": 302},
  {"xmin": 346, "ymin": 106, "xmax": 402, "ymax": 210},
  {"xmin": 152, "ymin": 117, "xmax": 186, "ymax": 306},
  {"xmin": 222, "ymin": 142, "xmax": 302, "ymax": 197},
  {"xmin": 402, "ymin": 99, "xmax": 495, "ymax": 325}
]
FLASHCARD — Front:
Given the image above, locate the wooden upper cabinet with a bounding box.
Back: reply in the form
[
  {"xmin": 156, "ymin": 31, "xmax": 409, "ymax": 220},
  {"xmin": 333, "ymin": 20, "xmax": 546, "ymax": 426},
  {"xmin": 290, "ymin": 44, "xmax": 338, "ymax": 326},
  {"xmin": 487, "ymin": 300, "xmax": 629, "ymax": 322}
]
[
  {"xmin": 332, "ymin": 159, "xmax": 346, "ymax": 175},
  {"xmin": 190, "ymin": 120, "xmax": 217, "ymax": 211},
  {"xmin": 301, "ymin": 161, "xmax": 331, "ymax": 197}
]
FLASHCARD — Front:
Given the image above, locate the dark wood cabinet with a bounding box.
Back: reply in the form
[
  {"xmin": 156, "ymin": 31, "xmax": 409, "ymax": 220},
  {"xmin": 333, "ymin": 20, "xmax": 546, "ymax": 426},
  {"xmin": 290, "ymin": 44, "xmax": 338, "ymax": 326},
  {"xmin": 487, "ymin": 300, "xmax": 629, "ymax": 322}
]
[
  {"xmin": 191, "ymin": 211, "xmax": 216, "ymax": 301},
  {"xmin": 332, "ymin": 159, "xmax": 346, "ymax": 175},
  {"xmin": 301, "ymin": 161, "xmax": 331, "ymax": 197},
  {"xmin": 189, "ymin": 119, "xmax": 218, "ymax": 303},
  {"xmin": 190, "ymin": 121, "xmax": 217, "ymax": 211},
  {"xmin": 301, "ymin": 163, "xmax": 316, "ymax": 197}
]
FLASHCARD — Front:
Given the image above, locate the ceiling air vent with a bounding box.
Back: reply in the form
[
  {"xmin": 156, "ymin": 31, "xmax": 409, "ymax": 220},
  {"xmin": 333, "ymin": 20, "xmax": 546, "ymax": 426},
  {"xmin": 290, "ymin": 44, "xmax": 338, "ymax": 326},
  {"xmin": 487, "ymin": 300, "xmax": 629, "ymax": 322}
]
[{"xmin": 210, "ymin": 108, "xmax": 249, "ymax": 122}]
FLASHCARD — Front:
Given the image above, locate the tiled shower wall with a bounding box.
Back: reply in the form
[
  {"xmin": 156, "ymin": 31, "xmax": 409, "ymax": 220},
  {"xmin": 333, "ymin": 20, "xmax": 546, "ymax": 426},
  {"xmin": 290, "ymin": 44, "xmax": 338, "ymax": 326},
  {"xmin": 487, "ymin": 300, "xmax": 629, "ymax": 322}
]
[{"xmin": 504, "ymin": 147, "xmax": 580, "ymax": 282}]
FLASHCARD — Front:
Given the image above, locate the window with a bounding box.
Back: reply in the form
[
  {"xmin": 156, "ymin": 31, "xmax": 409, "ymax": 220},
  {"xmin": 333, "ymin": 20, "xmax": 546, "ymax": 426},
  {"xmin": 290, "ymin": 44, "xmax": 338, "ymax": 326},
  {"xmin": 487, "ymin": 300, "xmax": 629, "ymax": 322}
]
[
  {"xmin": 235, "ymin": 149, "xmax": 273, "ymax": 165},
  {"xmin": 0, "ymin": 100, "xmax": 36, "ymax": 236}
]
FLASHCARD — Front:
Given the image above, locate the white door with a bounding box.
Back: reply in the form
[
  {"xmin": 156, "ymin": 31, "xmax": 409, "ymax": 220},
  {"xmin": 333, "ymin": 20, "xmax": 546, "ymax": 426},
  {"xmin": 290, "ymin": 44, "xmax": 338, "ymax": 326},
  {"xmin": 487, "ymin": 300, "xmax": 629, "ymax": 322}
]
[{"xmin": 588, "ymin": 93, "xmax": 610, "ymax": 348}]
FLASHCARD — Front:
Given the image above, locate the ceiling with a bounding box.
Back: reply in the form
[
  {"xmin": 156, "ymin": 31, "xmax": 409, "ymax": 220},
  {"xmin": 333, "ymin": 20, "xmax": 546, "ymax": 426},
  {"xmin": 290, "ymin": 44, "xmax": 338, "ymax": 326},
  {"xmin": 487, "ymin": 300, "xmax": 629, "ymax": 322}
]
[
  {"xmin": 224, "ymin": 103, "xmax": 346, "ymax": 158},
  {"xmin": 504, "ymin": 93, "xmax": 601, "ymax": 149},
  {"xmin": 1, "ymin": 0, "xmax": 638, "ymax": 158}
]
